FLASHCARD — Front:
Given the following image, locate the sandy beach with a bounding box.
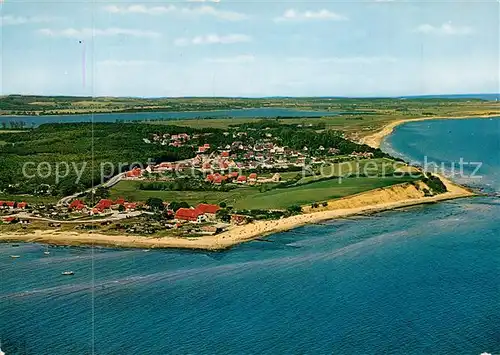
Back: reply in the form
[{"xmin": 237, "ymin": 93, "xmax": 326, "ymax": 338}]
[
  {"xmin": 359, "ymin": 113, "xmax": 500, "ymax": 149},
  {"xmin": 0, "ymin": 176, "xmax": 474, "ymax": 251},
  {"xmin": 2, "ymin": 113, "xmax": 489, "ymax": 251}
]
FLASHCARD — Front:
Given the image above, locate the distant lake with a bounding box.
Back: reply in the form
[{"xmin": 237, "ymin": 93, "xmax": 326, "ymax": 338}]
[{"xmin": 0, "ymin": 108, "xmax": 340, "ymax": 127}]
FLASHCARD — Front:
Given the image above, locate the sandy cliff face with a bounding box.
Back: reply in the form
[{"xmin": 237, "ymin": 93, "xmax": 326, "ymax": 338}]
[{"xmin": 303, "ymin": 182, "xmax": 429, "ymax": 213}]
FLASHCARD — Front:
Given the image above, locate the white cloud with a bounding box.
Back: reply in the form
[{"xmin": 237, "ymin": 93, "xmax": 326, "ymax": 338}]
[
  {"xmin": 175, "ymin": 34, "xmax": 252, "ymax": 46},
  {"xmin": 103, "ymin": 4, "xmax": 176, "ymax": 15},
  {"xmin": 205, "ymin": 55, "xmax": 255, "ymax": 63},
  {"xmin": 275, "ymin": 9, "xmax": 348, "ymax": 22},
  {"xmin": 104, "ymin": 4, "xmax": 246, "ymax": 21},
  {"xmin": 1, "ymin": 15, "xmax": 58, "ymax": 26},
  {"xmin": 287, "ymin": 56, "xmax": 398, "ymax": 64},
  {"xmin": 97, "ymin": 60, "xmax": 158, "ymax": 67},
  {"xmin": 37, "ymin": 27, "xmax": 161, "ymax": 38},
  {"xmin": 414, "ymin": 22, "xmax": 474, "ymax": 35}
]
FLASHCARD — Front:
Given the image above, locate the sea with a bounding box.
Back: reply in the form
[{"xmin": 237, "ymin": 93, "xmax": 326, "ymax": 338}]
[
  {"xmin": 1, "ymin": 108, "xmax": 340, "ymax": 127},
  {"xmin": 1, "ymin": 118, "xmax": 499, "ymax": 354}
]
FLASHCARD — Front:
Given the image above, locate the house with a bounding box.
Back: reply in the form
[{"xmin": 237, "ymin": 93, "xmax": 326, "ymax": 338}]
[
  {"xmin": 231, "ymin": 214, "xmax": 250, "ymax": 225},
  {"xmin": 95, "ymin": 199, "xmax": 114, "ymax": 212},
  {"xmin": 221, "ymin": 151, "xmax": 230, "ymax": 158},
  {"xmin": 248, "ymin": 173, "xmax": 258, "ymax": 182},
  {"xmin": 5, "ymin": 201, "xmax": 15, "ymax": 209},
  {"xmin": 175, "ymin": 208, "xmax": 204, "ymax": 222},
  {"xmin": 123, "ymin": 202, "xmax": 137, "ymax": 211},
  {"xmin": 228, "ymin": 171, "xmax": 239, "ymax": 180},
  {"xmin": 17, "ymin": 202, "xmax": 27, "ymax": 209},
  {"xmin": 115, "ymin": 198, "xmax": 126, "ymax": 206},
  {"xmin": 126, "ymin": 168, "xmax": 142, "ymax": 178},
  {"xmin": 237, "ymin": 175, "xmax": 247, "ymax": 184},
  {"xmin": 213, "ymin": 175, "xmax": 225, "ymax": 185},
  {"xmin": 206, "ymin": 174, "xmax": 215, "ymax": 183},
  {"xmin": 195, "ymin": 204, "xmax": 220, "ymax": 219},
  {"xmin": 2, "ymin": 216, "xmax": 17, "ymax": 224},
  {"xmin": 69, "ymin": 199, "xmax": 86, "ymax": 211}
]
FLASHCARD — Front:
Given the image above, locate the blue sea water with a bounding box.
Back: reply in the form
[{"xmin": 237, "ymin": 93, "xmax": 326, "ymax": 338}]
[
  {"xmin": 1, "ymin": 108, "xmax": 339, "ymax": 127},
  {"xmin": 1, "ymin": 118, "xmax": 500, "ymax": 354}
]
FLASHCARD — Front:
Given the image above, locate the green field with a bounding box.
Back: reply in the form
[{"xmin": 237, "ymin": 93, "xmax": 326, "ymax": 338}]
[
  {"xmin": 0, "ymin": 193, "xmax": 59, "ymax": 204},
  {"xmin": 110, "ymin": 175, "xmax": 419, "ymax": 210}
]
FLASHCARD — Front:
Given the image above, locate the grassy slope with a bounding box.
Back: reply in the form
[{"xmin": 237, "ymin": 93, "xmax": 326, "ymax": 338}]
[{"xmin": 109, "ymin": 175, "xmax": 419, "ymax": 210}]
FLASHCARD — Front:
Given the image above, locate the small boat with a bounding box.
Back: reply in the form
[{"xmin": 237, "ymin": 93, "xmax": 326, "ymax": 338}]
[
  {"xmin": 11, "ymin": 244, "xmax": 19, "ymax": 247},
  {"xmin": 43, "ymin": 246, "xmax": 50, "ymax": 255},
  {"xmin": 61, "ymin": 271, "xmax": 74, "ymax": 276},
  {"xmin": 10, "ymin": 255, "xmax": 20, "ymax": 259}
]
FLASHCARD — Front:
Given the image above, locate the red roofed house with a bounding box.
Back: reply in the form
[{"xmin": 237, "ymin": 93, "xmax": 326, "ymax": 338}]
[
  {"xmin": 5, "ymin": 201, "xmax": 15, "ymax": 209},
  {"xmin": 228, "ymin": 171, "xmax": 239, "ymax": 180},
  {"xmin": 237, "ymin": 175, "xmax": 247, "ymax": 184},
  {"xmin": 69, "ymin": 200, "xmax": 86, "ymax": 211},
  {"xmin": 175, "ymin": 208, "xmax": 205, "ymax": 223},
  {"xmin": 248, "ymin": 173, "xmax": 258, "ymax": 183},
  {"xmin": 17, "ymin": 202, "xmax": 27, "ymax": 209},
  {"xmin": 213, "ymin": 175, "xmax": 224, "ymax": 185},
  {"xmin": 221, "ymin": 151, "xmax": 230, "ymax": 158},
  {"xmin": 2, "ymin": 216, "xmax": 17, "ymax": 224},
  {"xmin": 126, "ymin": 168, "xmax": 142, "ymax": 178},
  {"xmin": 123, "ymin": 202, "xmax": 137, "ymax": 211},
  {"xmin": 0, "ymin": 201, "xmax": 4, "ymax": 208},
  {"xmin": 115, "ymin": 198, "xmax": 126, "ymax": 206},
  {"xmin": 206, "ymin": 174, "xmax": 215, "ymax": 183},
  {"xmin": 195, "ymin": 204, "xmax": 220, "ymax": 220},
  {"xmin": 95, "ymin": 199, "xmax": 114, "ymax": 212}
]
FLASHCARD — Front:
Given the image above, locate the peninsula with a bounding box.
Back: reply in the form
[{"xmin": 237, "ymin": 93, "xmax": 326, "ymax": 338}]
[{"xmin": 0, "ymin": 96, "xmax": 495, "ymax": 250}]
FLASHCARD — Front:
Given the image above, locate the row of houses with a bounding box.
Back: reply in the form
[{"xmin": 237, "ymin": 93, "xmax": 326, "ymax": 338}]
[
  {"xmin": 206, "ymin": 172, "xmax": 259, "ymax": 185},
  {"xmin": 0, "ymin": 201, "xmax": 28, "ymax": 210},
  {"xmin": 69, "ymin": 198, "xmax": 139, "ymax": 215},
  {"xmin": 175, "ymin": 203, "xmax": 221, "ymax": 223}
]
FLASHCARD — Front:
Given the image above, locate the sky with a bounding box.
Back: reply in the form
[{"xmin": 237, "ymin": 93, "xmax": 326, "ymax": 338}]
[{"xmin": 0, "ymin": 0, "xmax": 499, "ymax": 97}]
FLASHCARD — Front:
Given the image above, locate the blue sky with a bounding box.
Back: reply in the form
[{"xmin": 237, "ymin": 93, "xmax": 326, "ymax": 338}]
[{"xmin": 1, "ymin": 0, "xmax": 498, "ymax": 97}]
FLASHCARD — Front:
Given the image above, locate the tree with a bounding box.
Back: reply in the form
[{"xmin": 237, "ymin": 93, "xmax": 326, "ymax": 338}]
[
  {"xmin": 219, "ymin": 201, "xmax": 227, "ymax": 208},
  {"xmin": 118, "ymin": 204, "xmax": 125, "ymax": 212},
  {"xmin": 216, "ymin": 209, "xmax": 231, "ymax": 223},
  {"xmin": 287, "ymin": 205, "xmax": 302, "ymax": 214},
  {"xmin": 168, "ymin": 201, "xmax": 189, "ymax": 212},
  {"xmin": 146, "ymin": 197, "xmax": 164, "ymax": 211}
]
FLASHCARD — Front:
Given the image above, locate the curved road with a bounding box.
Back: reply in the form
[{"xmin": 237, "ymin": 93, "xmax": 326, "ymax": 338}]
[{"xmin": 57, "ymin": 172, "xmax": 126, "ymax": 207}]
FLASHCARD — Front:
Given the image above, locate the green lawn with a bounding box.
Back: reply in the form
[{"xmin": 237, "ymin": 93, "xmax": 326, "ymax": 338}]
[
  {"xmin": 110, "ymin": 175, "xmax": 419, "ymax": 210},
  {"xmin": 0, "ymin": 193, "xmax": 59, "ymax": 204},
  {"xmin": 300, "ymin": 158, "xmax": 406, "ymax": 184}
]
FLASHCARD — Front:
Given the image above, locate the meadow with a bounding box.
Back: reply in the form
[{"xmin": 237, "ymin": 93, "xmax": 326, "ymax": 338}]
[{"xmin": 110, "ymin": 175, "xmax": 419, "ymax": 210}]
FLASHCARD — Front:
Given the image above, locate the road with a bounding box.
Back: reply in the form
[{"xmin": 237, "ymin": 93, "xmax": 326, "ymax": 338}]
[{"xmin": 56, "ymin": 172, "xmax": 126, "ymax": 207}]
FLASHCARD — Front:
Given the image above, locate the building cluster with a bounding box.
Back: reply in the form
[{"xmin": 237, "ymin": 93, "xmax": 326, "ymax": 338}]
[
  {"xmin": 0, "ymin": 201, "xmax": 28, "ymax": 210},
  {"xmin": 146, "ymin": 132, "xmax": 192, "ymax": 147},
  {"xmin": 68, "ymin": 198, "xmax": 140, "ymax": 215}
]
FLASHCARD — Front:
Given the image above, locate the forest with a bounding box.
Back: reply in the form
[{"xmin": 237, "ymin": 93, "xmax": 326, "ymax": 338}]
[{"xmin": 0, "ymin": 120, "xmax": 390, "ymax": 198}]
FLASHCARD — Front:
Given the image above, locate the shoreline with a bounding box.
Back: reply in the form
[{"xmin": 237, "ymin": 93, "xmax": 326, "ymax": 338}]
[
  {"xmin": 1, "ymin": 113, "xmax": 489, "ymax": 251},
  {"xmin": 0, "ymin": 178, "xmax": 475, "ymax": 251},
  {"xmin": 359, "ymin": 114, "xmax": 500, "ymax": 149}
]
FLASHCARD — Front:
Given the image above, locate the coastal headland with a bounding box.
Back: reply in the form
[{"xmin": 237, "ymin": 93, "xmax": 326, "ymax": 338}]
[
  {"xmin": 0, "ymin": 174, "xmax": 474, "ymax": 251},
  {"xmin": 2, "ymin": 97, "xmax": 496, "ymax": 250}
]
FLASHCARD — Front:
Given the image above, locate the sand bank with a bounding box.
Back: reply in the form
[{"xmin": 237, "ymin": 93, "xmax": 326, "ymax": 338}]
[
  {"xmin": 0, "ymin": 177, "xmax": 474, "ymax": 251},
  {"xmin": 360, "ymin": 114, "xmax": 500, "ymax": 149}
]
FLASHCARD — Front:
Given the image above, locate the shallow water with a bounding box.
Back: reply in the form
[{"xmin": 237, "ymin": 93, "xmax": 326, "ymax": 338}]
[{"xmin": 1, "ymin": 118, "xmax": 499, "ymax": 354}]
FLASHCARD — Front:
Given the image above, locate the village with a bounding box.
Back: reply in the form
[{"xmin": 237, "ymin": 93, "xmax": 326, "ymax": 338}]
[{"xmin": 0, "ymin": 123, "xmax": 383, "ymax": 239}]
